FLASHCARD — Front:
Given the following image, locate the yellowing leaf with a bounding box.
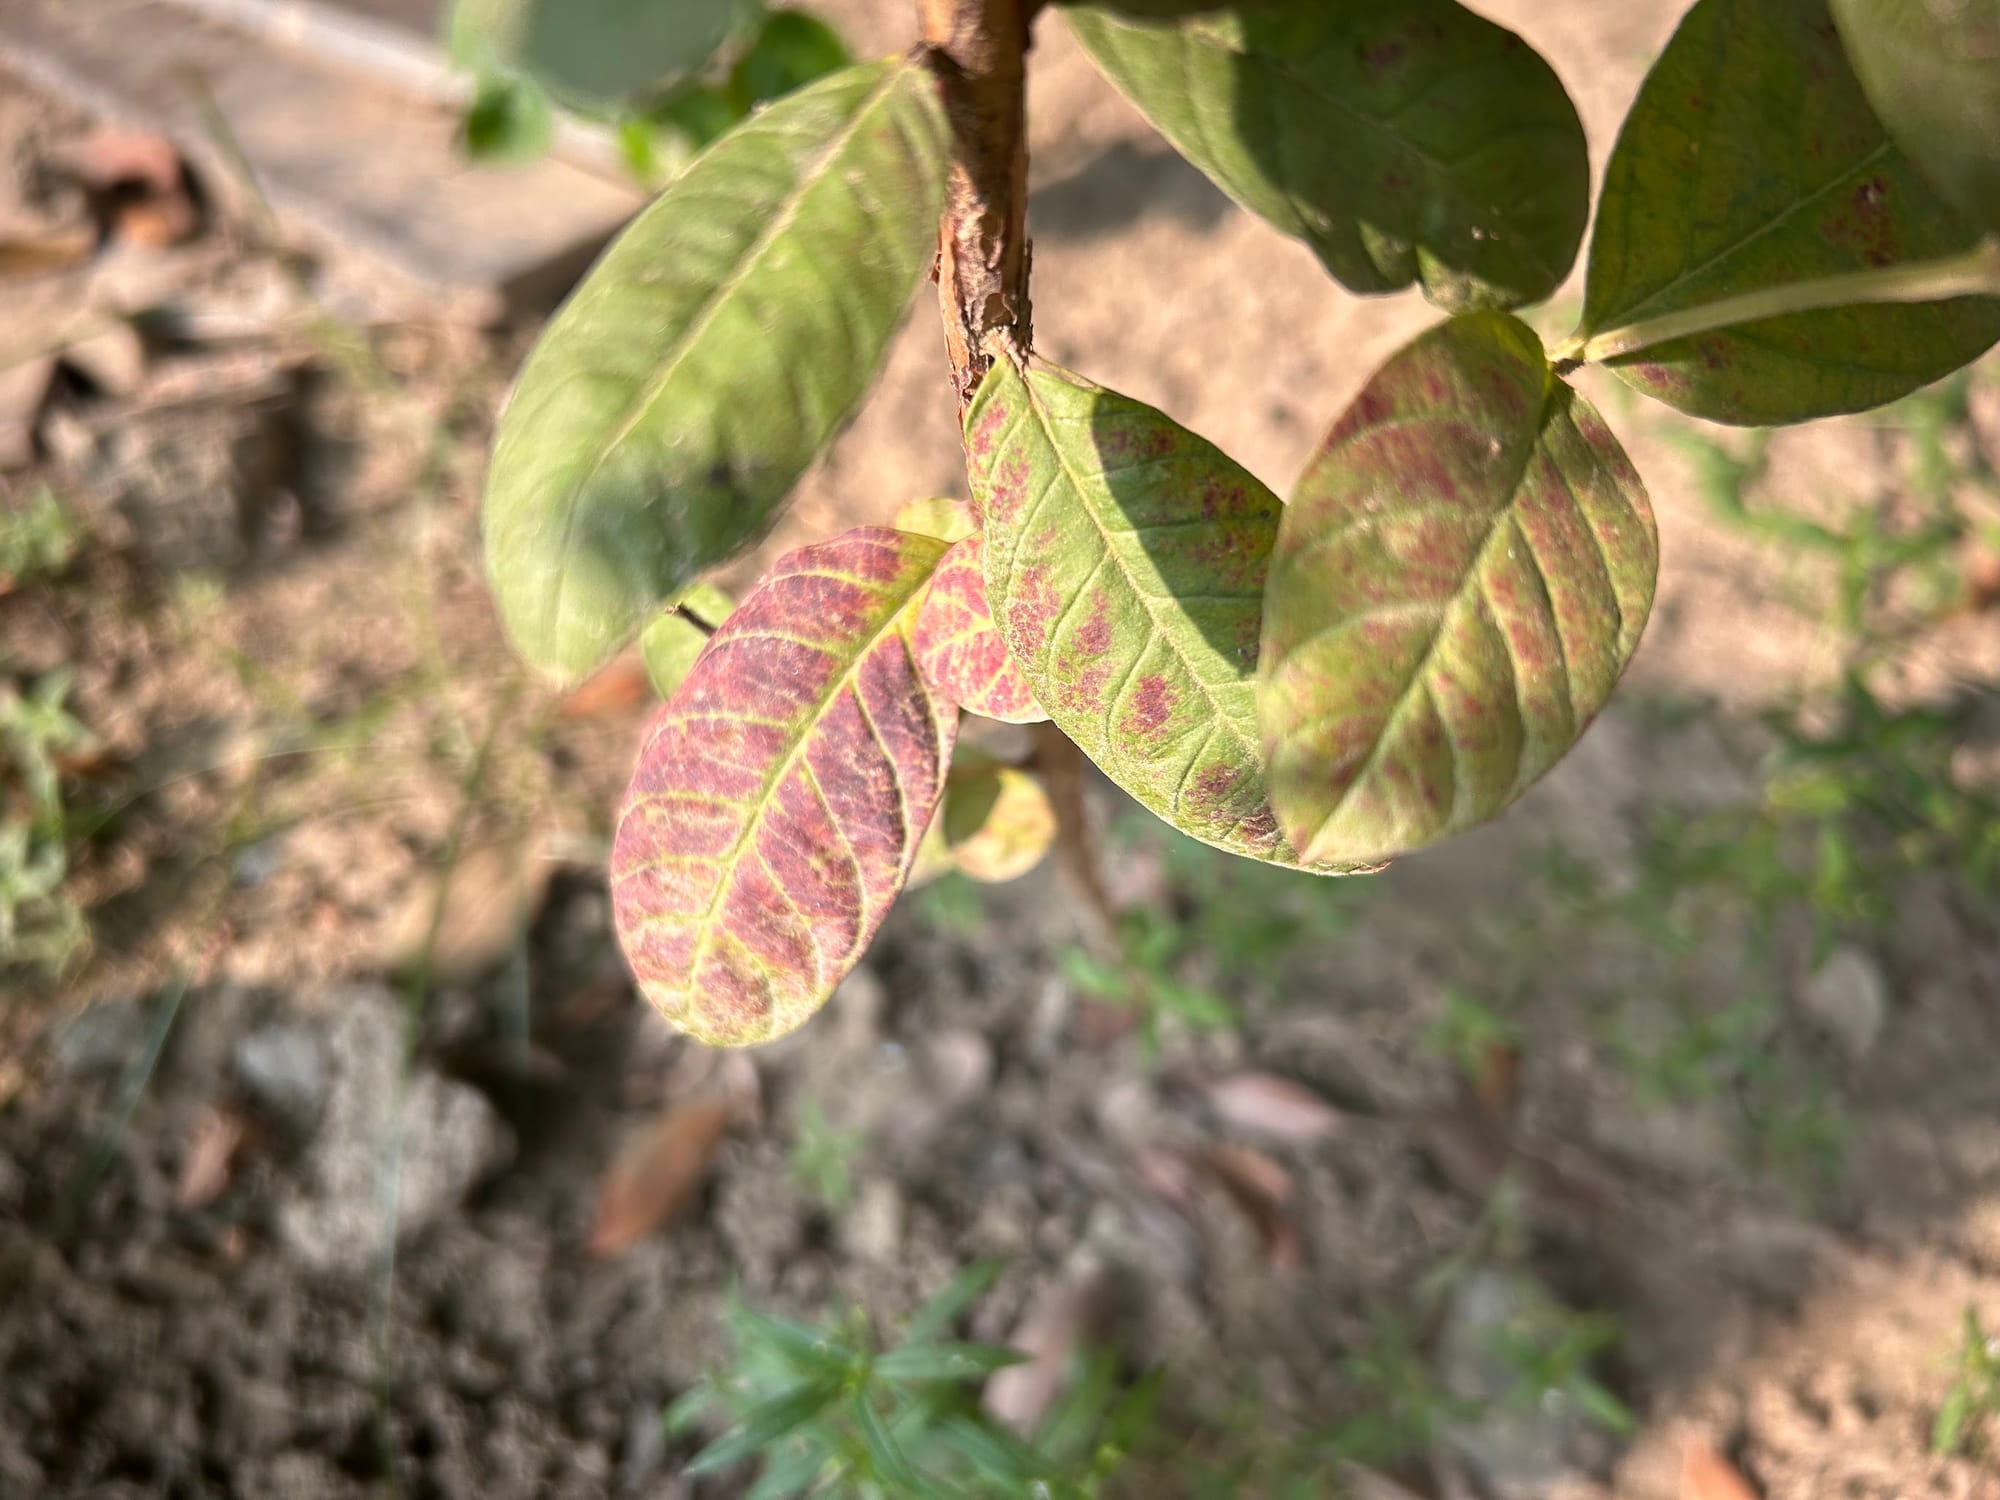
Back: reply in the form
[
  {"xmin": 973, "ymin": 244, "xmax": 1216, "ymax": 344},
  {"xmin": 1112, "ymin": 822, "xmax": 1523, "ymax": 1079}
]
[
  {"xmin": 1260, "ymin": 312, "xmax": 1656, "ymax": 866},
  {"xmin": 943, "ymin": 764, "xmax": 1056, "ymax": 883},
  {"xmin": 913, "ymin": 532, "xmax": 1047, "ymax": 725},
  {"xmin": 966, "ymin": 358, "xmax": 1350, "ymax": 872},
  {"xmin": 894, "ymin": 496, "xmax": 980, "ymax": 544},
  {"xmin": 611, "ymin": 528, "xmax": 954, "ymax": 1046},
  {"xmin": 483, "ymin": 62, "xmax": 949, "ymax": 682}
]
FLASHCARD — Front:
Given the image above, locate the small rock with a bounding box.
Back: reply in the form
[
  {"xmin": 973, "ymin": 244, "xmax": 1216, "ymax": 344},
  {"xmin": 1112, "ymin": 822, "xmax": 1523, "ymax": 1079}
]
[
  {"xmin": 234, "ymin": 1023, "xmax": 327, "ymax": 1125},
  {"xmin": 842, "ymin": 1179, "xmax": 904, "ymax": 1263},
  {"xmin": 918, "ymin": 1029, "xmax": 993, "ymax": 1108},
  {"xmin": 1797, "ymin": 945, "xmax": 1888, "ymax": 1061},
  {"xmin": 47, "ymin": 997, "xmax": 148, "ymax": 1078},
  {"xmin": 1093, "ymin": 1076, "xmax": 1158, "ymax": 1143},
  {"xmin": 276, "ymin": 986, "xmax": 512, "ymax": 1273},
  {"xmin": 1435, "ymin": 1267, "xmax": 1620, "ymax": 1499}
]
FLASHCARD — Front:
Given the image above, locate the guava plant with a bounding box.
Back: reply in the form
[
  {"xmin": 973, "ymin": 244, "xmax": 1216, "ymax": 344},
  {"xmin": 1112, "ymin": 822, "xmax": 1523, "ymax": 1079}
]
[{"xmin": 476, "ymin": 0, "xmax": 2000, "ymax": 1046}]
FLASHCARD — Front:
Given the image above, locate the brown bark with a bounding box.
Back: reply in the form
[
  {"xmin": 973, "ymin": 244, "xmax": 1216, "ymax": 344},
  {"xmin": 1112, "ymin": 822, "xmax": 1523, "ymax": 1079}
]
[{"xmin": 918, "ymin": 0, "xmax": 1035, "ymax": 412}]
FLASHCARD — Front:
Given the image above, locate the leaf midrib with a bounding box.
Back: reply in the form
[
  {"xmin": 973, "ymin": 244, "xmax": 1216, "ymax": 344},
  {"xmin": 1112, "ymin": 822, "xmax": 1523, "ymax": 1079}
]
[
  {"xmin": 678, "ymin": 550, "xmax": 935, "ymax": 997},
  {"xmin": 544, "ymin": 64, "xmax": 915, "ymax": 656},
  {"xmin": 1011, "ymin": 366, "xmax": 1268, "ymax": 820},
  {"xmin": 1294, "ymin": 386, "xmax": 1552, "ymax": 859},
  {"xmin": 1589, "ymin": 137, "xmax": 1898, "ymax": 332}
]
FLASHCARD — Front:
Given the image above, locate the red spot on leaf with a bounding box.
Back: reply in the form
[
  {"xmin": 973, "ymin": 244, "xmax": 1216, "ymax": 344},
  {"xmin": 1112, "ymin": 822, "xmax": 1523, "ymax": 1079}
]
[{"xmin": 1122, "ymin": 674, "xmax": 1176, "ymax": 739}]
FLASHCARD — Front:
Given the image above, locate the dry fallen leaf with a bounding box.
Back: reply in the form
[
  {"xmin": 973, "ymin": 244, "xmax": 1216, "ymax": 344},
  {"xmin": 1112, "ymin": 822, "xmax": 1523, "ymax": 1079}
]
[
  {"xmin": 1469, "ymin": 1040, "xmax": 1523, "ymax": 1122},
  {"xmin": 0, "ymin": 354, "xmax": 56, "ymax": 471},
  {"xmin": 382, "ymin": 839, "xmax": 554, "ymax": 982},
  {"xmin": 982, "ymin": 1273, "xmax": 1105, "ymax": 1433},
  {"xmin": 0, "ymin": 228, "xmax": 95, "ymax": 280},
  {"xmin": 1681, "ymin": 1439, "xmax": 1760, "ymax": 1500},
  {"xmin": 53, "ymin": 128, "xmax": 202, "ymax": 248},
  {"xmin": 175, "ymin": 1104, "xmax": 251, "ymax": 1210},
  {"xmin": 1200, "ymin": 1143, "xmax": 1304, "ymax": 1271},
  {"xmin": 558, "ymin": 651, "xmax": 654, "ymax": 720},
  {"xmin": 587, "ymin": 1093, "xmax": 732, "ymax": 1258},
  {"xmin": 1131, "ymin": 1143, "xmax": 1202, "ymax": 1213},
  {"xmin": 1202, "ymin": 1071, "xmax": 1346, "ymax": 1145}
]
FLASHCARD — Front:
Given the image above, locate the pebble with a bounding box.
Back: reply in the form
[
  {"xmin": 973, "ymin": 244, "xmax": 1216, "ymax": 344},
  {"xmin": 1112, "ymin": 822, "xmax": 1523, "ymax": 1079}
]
[
  {"xmin": 1798, "ymin": 945, "xmax": 1889, "ymax": 1061},
  {"xmin": 275, "ymin": 985, "xmax": 512, "ymax": 1274}
]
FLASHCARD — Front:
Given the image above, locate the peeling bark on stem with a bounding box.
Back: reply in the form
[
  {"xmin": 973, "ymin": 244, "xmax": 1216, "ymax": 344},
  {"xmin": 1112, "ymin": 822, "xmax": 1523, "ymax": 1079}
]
[
  {"xmin": 920, "ymin": 0, "xmax": 1118, "ymax": 957},
  {"xmin": 919, "ymin": 0, "xmax": 1035, "ymax": 413}
]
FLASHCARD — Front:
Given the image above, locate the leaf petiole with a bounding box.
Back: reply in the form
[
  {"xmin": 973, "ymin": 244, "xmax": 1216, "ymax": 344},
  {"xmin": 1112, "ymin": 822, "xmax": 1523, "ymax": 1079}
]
[{"xmin": 1555, "ymin": 238, "xmax": 2000, "ymax": 366}]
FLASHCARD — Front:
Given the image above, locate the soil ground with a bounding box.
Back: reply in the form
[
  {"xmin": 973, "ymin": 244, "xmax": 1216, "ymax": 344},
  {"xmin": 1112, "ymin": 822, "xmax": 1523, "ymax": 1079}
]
[{"xmin": 6, "ymin": 3, "xmax": 2000, "ymax": 1497}]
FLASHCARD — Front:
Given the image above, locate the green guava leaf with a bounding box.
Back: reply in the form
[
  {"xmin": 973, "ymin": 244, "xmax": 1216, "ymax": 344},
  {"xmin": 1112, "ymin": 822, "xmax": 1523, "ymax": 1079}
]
[
  {"xmin": 1582, "ymin": 0, "xmax": 2000, "ymax": 425},
  {"xmin": 638, "ymin": 610, "xmax": 708, "ymax": 699},
  {"xmin": 943, "ymin": 763, "xmax": 1056, "ymax": 883},
  {"xmin": 461, "ymin": 71, "xmax": 554, "ymax": 162},
  {"xmin": 638, "ymin": 584, "xmax": 731, "ymax": 697},
  {"xmin": 483, "ymin": 60, "xmax": 949, "ymax": 683},
  {"xmin": 611, "ymin": 528, "xmax": 954, "ymax": 1046},
  {"xmin": 729, "ymin": 9, "xmax": 854, "ymax": 113},
  {"xmin": 912, "ymin": 532, "xmax": 1048, "ymax": 725},
  {"xmin": 1832, "ymin": 0, "xmax": 2000, "ymax": 232},
  {"xmin": 447, "ymin": 0, "xmax": 741, "ymax": 108},
  {"xmin": 965, "ymin": 359, "xmax": 1351, "ymax": 872},
  {"xmin": 1063, "ymin": 0, "xmax": 1588, "ymax": 312},
  {"xmin": 1260, "ymin": 311, "xmax": 1657, "ymax": 867}
]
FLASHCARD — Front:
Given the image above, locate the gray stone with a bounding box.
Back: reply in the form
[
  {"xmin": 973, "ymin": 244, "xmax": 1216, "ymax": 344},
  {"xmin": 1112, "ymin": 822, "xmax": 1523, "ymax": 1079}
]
[
  {"xmin": 234, "ymin": 1022, "xmax": 327, "ymax": 1124},
  {"xmin": 276, "ymin": 985, "xmax": 512, "ymax": 1273},
  {"xmin": 48, "ymin": 997, "xmax": 148, "ymax": 1077},
  {"xmin": 1434, "ymin": 1268, "xmax": 1619, "ymax": 1500},
  {"xmin": 841, "ymin": 1178, "xmax": 904, "ymax": 1264},
  {"xmin": 1798, "ymin": 945, "xmax": 1889, "ymax": 1062}
]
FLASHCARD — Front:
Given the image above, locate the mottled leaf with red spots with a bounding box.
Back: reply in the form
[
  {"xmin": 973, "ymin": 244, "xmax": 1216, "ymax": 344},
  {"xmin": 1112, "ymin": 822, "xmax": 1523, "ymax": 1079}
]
[
  {"xmin": 966, "ymin": 358, "xmax": 1351, "ymax": 872},
  {"xmin": 1581, "ymin": 0, "xmax": 2000, "ymax": 425},
  {"xmin": 913, "ymin": 533, "xmax": 1047, "ymax": 725},
  {"xmin": 1260, "ymin": 312, "xmax": 1657, "ymax": 868},
  {"xmin": 1063, "ymin": 0, "xmax": 1588, "ymax": 313},
  {"xmin": 610, "ymin": 528, "xmax": 954, "ymax": 1046}
]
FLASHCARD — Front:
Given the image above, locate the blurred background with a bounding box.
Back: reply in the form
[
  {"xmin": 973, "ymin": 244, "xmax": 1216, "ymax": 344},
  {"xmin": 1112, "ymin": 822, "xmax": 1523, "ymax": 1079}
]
[{"xmin": 5, "ymin": 1, "xmax": 2000, "ymax": 1496}]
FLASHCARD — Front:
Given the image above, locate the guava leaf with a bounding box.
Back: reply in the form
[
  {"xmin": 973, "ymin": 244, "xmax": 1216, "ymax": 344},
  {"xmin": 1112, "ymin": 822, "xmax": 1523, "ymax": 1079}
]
[
  {"xmin": 943, "ymin": 764, "xmax": 1056, "ymax": 883},
  {"xmin": 483, "ymin": 61, "xmax": 949, "ymax": 683},
  {"xmin": 729, "ymin": 9, "xmax": 854, "ymax": 114},
  {"xmin": 447, "ymin": 0, "xmax": 739, "ymax": 109},
  {"xmin": 610, "ymin": 528, "xmax": 954, "ymax": 1046},
  {"xmin": 894, "ymin": 496, "xmax": 979, "ymax": 545},
  {"xmin": 638, "ymin": 610, "xmax": 708, "ymax": 699},
  {"xmin": 1260, "ymin": 312, "xmax": 1657, "ymax": 867},
  {"xmin": 461, "ymin": 71, "xmax": 554, "ymax": 162},
  {"xmin": 913, "ymin": 533, "xmax": 1047, "ymax": 725},
  {"xmin": 1063, "ymin": 0, "xmax": 1588, "ymax": 312},
  {"xmin": 966, "ymin": 359, "xmax": 1349, "ymax": 871},
  {"xmin": 1832, "ymin": 0, "xmax": 2000, "ymax": 233},
  {"xmin": 1582, "ymin": 0, "xmax": 2000, "ymax": 425}
]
